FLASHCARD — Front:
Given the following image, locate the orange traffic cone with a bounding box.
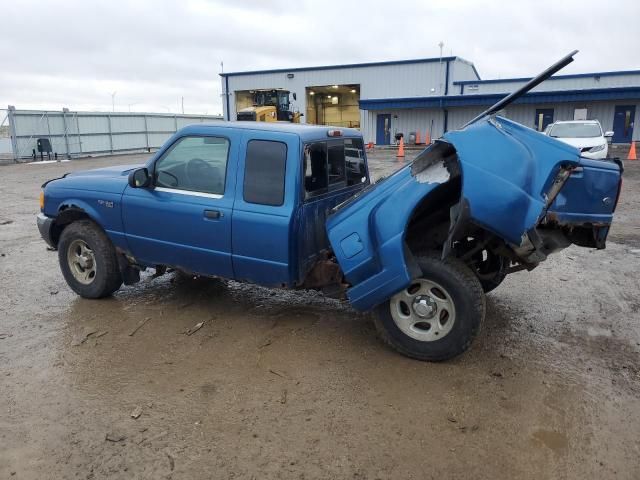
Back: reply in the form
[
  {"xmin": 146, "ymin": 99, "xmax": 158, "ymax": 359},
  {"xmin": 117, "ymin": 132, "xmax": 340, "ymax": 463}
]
[
  {"xmin": 415, "ymin": 130, "xmax": 421, "ymax": 144},
  {"xmin": 425, "ymin": 129, "xmax": 431, "ymax": 145},
  {"xmin": 397, "ymin": 136, "xmax": 405, "ymax": 158},
  {"xmin": 628, "ymin": 141, "xmax": 637, "ymax": 160}
]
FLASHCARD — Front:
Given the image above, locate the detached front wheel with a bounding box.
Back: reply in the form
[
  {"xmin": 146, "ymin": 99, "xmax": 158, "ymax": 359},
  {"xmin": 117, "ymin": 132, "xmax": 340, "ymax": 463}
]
[
  {"xmin": 374, "ymin": 254, "xmax": 485, "ymax": 361},
  {"xmin": 58, "ymin": 220, "xmax": 123, "ymax": 298}
]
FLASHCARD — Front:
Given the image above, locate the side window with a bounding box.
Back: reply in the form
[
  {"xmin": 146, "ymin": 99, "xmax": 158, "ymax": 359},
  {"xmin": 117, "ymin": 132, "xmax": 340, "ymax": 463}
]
[
  {"xmin": 303, "ymin": 138, "xmax": 368, "ymax": 199},
  {"xmin": 154, "ymin": 136, "xmax": 229, "ymax": 195},
  {"xmin": 328, "ymin": 140, "xmax": 346, "ymax": 186},
  {"xmin": 345, "ymin": 138, "xmax": 368, "ymax": 186},
  {"xmin": 304, "ymin": 142, "xmax": 328, "ymax": 198},
  {"xmin": 243, "ymin": 140, "xmax": 287, "ymax": 206}
]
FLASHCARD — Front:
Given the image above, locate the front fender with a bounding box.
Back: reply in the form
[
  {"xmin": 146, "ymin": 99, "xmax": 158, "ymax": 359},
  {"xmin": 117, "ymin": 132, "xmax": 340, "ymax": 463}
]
[{"xmin": 43, "ymin": 191, "xmax": 128, "ymax": 251}]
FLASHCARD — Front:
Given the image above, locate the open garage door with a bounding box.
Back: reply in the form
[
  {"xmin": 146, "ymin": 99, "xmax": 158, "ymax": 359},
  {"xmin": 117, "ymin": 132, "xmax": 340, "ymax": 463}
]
[{"xmin": 306, "ymin": 85, "xmax": 360, "ymax": 128}]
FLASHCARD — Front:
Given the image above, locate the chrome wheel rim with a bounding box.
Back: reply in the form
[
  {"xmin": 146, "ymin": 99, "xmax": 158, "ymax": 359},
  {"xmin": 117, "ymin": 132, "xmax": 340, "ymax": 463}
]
[
  {"xmin": 67, "ymin": 239, "xmax": 97, "ymax": 285},
  {"xmin": 389, "ymin": 279, "xmax": 456, "ymax": 342}
]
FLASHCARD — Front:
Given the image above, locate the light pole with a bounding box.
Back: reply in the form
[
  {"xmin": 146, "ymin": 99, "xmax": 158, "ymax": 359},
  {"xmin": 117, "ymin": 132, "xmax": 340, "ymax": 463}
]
[
  {"xmin": 438, "ymin": 41, "xmax": 444, "ymax": 95},
  {"xmin": 111, "ymin": 91, "xmax": 117, "ymax": 112}
]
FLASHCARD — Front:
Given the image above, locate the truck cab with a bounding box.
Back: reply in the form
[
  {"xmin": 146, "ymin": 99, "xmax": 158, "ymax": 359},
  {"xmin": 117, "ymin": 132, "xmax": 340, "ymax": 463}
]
[{"xmin": 39, "ymin": 123, "xmax": 369, "ymax": 292}]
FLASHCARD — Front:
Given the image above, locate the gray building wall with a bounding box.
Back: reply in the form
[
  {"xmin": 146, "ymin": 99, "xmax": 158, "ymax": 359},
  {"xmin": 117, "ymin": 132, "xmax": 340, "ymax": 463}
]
[
  {"xmin": 221, "ymin": 58, "xmax": 640, "ymax": 144},
  {"xmin": 446, "ymin": 101, "xmax": 640, "ymax": 141},
  {"xmin": 362, "ymin": 109, "xmax": 446, "ymax": 144},
  {"xmin": 454, "ymin": 72, "xmax": 640, "ymax": 95},
  {"xmin": 222, "ymin": 58, "xmax": 473, "ymax": 122},
  {"xmin": 363, "ymin": 99, "xmax": 640, "ymax": 144}
]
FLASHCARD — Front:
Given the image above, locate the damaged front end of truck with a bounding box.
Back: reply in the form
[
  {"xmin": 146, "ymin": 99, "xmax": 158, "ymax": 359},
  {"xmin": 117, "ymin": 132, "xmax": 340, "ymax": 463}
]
[{"xmin": 327, "ymin": 51, "xmax": 622, "ymax": 312}]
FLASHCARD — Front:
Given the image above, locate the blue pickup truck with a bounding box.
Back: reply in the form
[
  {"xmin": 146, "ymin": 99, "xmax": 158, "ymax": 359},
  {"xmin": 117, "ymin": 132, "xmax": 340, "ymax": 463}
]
[{"xmin": 37, "ymin": 52, "xmax": 622, "ymax": 361}]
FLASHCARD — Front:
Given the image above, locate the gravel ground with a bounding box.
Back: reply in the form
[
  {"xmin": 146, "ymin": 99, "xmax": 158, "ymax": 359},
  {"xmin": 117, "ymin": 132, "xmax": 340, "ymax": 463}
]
[{"xmin": 0, "ymin": 148, "xmax": 639, "ymax": 479}]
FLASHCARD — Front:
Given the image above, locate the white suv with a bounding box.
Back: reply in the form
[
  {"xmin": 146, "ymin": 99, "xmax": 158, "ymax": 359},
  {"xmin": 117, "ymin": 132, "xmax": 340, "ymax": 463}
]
[{"xmin": 544, "ymin": 120, "xmax": 614, "ymax": 159}]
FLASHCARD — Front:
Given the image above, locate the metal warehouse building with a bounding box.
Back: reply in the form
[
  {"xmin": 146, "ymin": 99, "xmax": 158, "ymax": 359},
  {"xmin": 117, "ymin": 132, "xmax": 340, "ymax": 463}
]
[{"xmin": 220, "ymin": 56, "xmax": 640, "ymax": 145}]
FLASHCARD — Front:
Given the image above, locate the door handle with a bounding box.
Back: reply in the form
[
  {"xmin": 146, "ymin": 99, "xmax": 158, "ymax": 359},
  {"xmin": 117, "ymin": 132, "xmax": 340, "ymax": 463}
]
[{"xmin": 204, "ymin": 209, "xmax": 222, "ymax": 219}]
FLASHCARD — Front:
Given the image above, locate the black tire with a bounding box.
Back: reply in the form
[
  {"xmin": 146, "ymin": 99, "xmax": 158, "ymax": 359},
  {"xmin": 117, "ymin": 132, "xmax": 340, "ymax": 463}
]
[
  {"xmin": 58, "ymin": 220, "xmax": 123, "ymax": 298},
  {"xmin": 373, "ymin": 253, "xmax": 485, "ymax": 361},
  {"xmin": 474, "ymin": 251, "xmax": 507, "ymax": 293}
]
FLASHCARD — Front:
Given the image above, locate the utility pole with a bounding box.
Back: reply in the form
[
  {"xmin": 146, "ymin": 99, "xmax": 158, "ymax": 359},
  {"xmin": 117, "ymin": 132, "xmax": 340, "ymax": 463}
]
[
  {"xmin": 181, "ymin": 96, "xmax": 184, "ymax": 114},
  {"xmin": 438, "ymin": 41, "xmax": 444, "ymax": 95},
  {"xmin": 111, "ymin": 91, "xmax": 117, "ymax": 112}
]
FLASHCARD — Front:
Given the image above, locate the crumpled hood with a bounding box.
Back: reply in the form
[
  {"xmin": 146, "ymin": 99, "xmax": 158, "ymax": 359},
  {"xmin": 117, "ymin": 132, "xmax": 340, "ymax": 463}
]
[
  {"xmin": 326, "ymin": 114, "xmax": 621, "ymax": 311},
  {"xmin": 441, "ymin": 116, "xmax": 582, "ymax": 245}
]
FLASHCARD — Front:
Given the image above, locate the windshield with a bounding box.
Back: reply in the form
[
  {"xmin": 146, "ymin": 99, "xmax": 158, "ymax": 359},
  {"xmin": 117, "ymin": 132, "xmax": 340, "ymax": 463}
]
[
  {"xmin": 277, "ymin": 91, "xmax": 290, "ymax": 110},
  {"xmin": 548, "ymin": 122, "xmax": 602, "ymax": 138},
  {"xmin": 254, "ymin": 91, "xmax": 278, "ymax": 106}
]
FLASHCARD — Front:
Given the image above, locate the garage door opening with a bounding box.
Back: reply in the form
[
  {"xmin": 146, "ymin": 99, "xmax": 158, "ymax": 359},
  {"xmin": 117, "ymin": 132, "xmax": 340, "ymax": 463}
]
[
  {"xmin": 306, "ymin": 85, "xmax": 360, "ymax": 128},
  {"xmin": 234, "ymin": 89, "xmax": 302, "ymax": 122}
]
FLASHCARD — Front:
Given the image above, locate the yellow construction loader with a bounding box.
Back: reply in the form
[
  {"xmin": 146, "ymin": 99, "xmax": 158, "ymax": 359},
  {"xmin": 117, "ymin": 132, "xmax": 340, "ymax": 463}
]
[{"xmin": 236, "ymin": 89, "xmax": 303, "ymax": 123}]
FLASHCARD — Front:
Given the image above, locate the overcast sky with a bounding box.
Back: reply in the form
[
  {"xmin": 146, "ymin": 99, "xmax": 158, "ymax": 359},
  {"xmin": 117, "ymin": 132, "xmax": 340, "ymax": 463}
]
[{"xmin": 1, "ymin": 0, "xmax": 638, "ymax": 115}]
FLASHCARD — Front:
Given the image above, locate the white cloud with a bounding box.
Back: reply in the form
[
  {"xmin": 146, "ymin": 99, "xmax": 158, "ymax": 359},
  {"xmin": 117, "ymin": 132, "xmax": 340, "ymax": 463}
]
[{"xmin": 1, "ymin": 0, "xmax": 638, "ymax": 113}]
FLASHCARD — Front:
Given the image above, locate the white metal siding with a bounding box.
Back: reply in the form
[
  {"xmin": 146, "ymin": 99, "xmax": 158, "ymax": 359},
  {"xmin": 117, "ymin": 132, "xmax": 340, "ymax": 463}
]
[
  {"xmin": 223, "ymin": 60, "xmax": 456, "ymax": 122},
  {"xmin": 8, "ymin": 109, "xmax": 223, "ymax": 160},
  {"xmin": 449, "ymin": 60, "xmax": 480, "ymax": 92},
  {"xmin": 220, "ymin": 59, "xmax": 640, "ymax": 144},
  {"xmin": 446, "ymin": 102, "xmax": 640, "ymax": 141},
  {"xmin": 457, "ymin": 73, "xmax": 640, "ymax": 95},
  {"xmin": 363, "ymin": 109, "xmax": 446, "ymax": 144}
]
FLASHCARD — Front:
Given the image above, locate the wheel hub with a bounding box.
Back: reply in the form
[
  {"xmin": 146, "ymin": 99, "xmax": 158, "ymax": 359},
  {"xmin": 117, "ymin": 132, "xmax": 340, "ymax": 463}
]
[
  {"xmin": 77, "ymin": 254, "xmax": 93, "ymax": 269},
  {"xmin": 412, "ymin": 295, "xmax": 437, "ymax": 318},
  {"xmin": 389, "ymin": 278, "xmax": 457, "ymax": 342},
  {"xmin": 67, "ymin": 239, "xmax": 97, "ymax": 285}
]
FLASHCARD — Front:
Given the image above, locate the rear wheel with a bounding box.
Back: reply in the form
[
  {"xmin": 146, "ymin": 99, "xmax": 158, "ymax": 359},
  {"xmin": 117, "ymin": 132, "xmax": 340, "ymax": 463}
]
[
  {"xmin": 58, "ymin": 220, "xmax": 123, "ymax": 298},
  {"xmin": 373, "ymin": 253, "xmax": 485, "ymax": 361}
]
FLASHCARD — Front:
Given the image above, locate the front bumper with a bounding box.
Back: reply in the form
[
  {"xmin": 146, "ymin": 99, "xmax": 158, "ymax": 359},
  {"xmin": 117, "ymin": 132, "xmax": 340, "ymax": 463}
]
[{"xmin": 37, "ymin": 213, "xmax": 56, "ymax": 249}]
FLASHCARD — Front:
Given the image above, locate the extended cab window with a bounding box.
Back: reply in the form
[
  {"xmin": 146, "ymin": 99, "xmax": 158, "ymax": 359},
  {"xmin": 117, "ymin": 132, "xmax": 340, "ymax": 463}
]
[
  {"xmin": 304, "ymin": 142, "xmax": 328, "ymax": 197},
  {"xmin": 154, "ymin": 136, "xmax": 229, "ymax": 195},
  {"xmin": 304, "ymin": 138, "xmax": 368, "ymax": 199},
  {"xmin": 345, "ymin": 138, "xmax": 367, "ymax": 186},
  {"xmin": 244, "ymin": 140, "xmax": 287, "ymax": 206},
  {"xmin": 328, "ymin": 141, "xmax": 346, "ymax": 186}
]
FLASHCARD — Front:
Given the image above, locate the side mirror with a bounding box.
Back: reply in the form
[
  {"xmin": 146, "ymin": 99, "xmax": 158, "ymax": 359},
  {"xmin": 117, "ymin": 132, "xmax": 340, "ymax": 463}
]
[
  {"xmin": 128, "ymin": 167, "xmax": 151, "ymax": 188},
  {"xmin": 604, "ymin": 131, "xmax": 614, "ymax": 138}
]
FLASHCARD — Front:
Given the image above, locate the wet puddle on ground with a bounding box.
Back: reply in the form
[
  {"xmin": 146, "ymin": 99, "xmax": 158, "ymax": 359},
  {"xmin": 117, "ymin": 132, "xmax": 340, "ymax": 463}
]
[{"xmin": 531, "ymin": 429, "xmax": 569, "ymax": 454}]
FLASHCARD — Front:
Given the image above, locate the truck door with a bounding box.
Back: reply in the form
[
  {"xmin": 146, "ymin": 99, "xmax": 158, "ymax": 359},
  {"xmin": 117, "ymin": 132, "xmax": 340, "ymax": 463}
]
[
  {"xmin": 298, "ymin": 137, "xmax": 369, "ymax": 282},
  {"xmin": 231, "ymin": 132, "xmax": 297, "ymax": 286},
  {"xmin": 121, "ymin": 132, "xmax": 238, "ymax": 278}
]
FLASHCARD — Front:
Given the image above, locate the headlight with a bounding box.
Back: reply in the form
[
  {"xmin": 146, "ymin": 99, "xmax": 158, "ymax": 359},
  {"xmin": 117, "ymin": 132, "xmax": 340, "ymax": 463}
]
[
  {"xmin": 39, "ymin": 191, "xmax": 44, "ymax": 211},
  {"xmin": 590, "ymin": 144, "xmax": 606, "ymax": 153}
]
